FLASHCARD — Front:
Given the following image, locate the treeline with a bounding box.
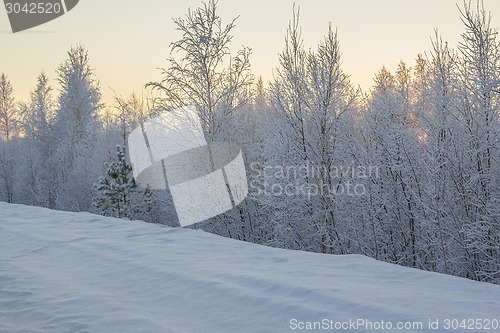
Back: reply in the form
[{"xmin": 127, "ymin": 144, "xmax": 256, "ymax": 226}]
[{"xmin": 0, "ymin": 1, "xmax": 498, "ymax": 284}]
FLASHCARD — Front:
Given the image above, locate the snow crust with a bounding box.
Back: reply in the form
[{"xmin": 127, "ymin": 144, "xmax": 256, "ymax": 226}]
[{"xmin": 1, "ymin": 202, "xmax": 499, "ymax": 332}]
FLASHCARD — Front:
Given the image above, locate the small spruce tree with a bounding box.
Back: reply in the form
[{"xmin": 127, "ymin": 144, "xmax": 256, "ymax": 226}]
[{"xmin": 93, "ymin": 145, "xmax": 153, "ymax": 220}]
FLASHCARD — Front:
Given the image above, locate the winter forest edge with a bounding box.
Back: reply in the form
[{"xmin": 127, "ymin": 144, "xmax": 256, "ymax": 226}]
[{"xmin": 1, "ymin": 1, "xmax": 499, "ymax": 284}]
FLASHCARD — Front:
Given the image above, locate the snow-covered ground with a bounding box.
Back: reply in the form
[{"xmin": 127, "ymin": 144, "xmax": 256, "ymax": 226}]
[{"xmin": 1, "ymin": 202, "xmax": 499, "ymax": 333}]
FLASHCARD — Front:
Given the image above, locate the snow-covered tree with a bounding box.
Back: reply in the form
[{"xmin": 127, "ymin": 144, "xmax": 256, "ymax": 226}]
[
  {"xmin": 147, "ymin": 0, "xmax": 253, "ymax": 141},
  {"xmin": 0, "ymin": 73, "xmax": 18, "ymax": 141},
  {"xmin": 0, "ymin": 73, "xmax": 18, "ymax": 203},
  {"xmin": 17, "ymin": 73, "xmax": 55, "ymax": 206},
  {"xmin": 456, "ymin": 0, "xmax": 500, "ymax": 283},
  {"xmin": 93, "ymin": 145, "xmax": 153, "ymax": 220},
  {"xmin": 112, "ymin": 91, "xmax": 161, "ymax": 146},
  {"xmin": 147, "ymin": 0, "xmax": 254, "ymax": 233},
  {"xmin": 49, "ymin": 45, "xmax": 103, "ymax": 211},
  {"xmin": 0, "ymin": 0, "xmax": 498, "ymax": 285},
  {"xmin": 110, "ymin": 92, "xmax": 176, "ymax": 225},
  {"xmin": 269, "ymin": 6, "xmax": 357, "ymax": 253},
  {"xmin": 23, "ymin": 72, "xmax": 53, "ymax": 141}
]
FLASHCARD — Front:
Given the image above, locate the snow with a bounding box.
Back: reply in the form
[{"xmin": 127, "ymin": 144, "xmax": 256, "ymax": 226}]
[{"xmin": 1, "ymin": 202, "xmax": 499, "ymax": 333}]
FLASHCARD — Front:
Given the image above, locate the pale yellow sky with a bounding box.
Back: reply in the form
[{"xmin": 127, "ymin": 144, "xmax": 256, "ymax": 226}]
[{"xmin": 1, "ymin": 0, "xmax": 499, "ymax": 105}]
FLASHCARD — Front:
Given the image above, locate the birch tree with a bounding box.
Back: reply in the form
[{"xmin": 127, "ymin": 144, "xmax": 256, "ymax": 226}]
[
  {"xmin": 456, "ymin": 0, "xmax": 500, "ymax": 282},
  {"xmin": 148, "ymin": 0, "xmax": 252, "ymax": 142},
  {"xmin": 0, "ymin": 73, "xmax": 18, "ymax": 203},
  {"xmin": 49, "ymin": 45, "xmax": 103, "ymax": 211}
]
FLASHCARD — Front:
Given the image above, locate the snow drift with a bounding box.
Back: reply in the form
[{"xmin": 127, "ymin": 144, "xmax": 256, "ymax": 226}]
[{"xmin": 1, "ymin": 202, "xmax": 499, "ymax": 332}]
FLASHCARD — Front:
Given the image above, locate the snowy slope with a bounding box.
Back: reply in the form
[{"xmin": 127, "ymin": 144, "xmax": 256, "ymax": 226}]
[{"xmin": 0, "ymin": 203, "xmax": 499, "ymax": 333}]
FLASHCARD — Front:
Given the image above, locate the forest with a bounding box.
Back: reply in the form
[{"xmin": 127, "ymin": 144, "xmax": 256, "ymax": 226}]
[{"xmin": 0, "ymin": 1, "xmax": 499, "ymax": 284}]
